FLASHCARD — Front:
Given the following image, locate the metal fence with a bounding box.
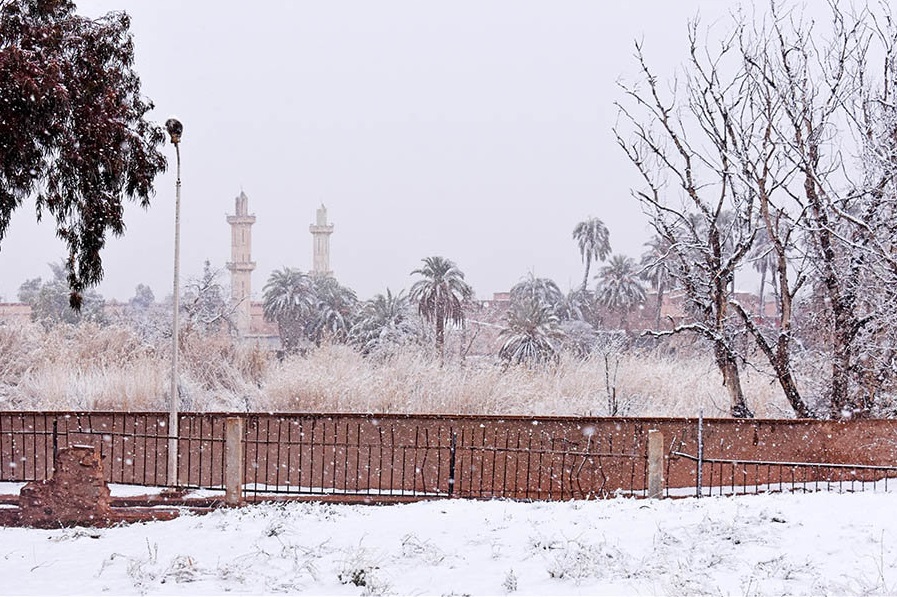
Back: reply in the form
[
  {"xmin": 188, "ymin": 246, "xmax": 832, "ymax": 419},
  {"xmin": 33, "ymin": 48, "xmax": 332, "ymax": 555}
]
[
  {"xmin": 2, "ymin": 411, "xmax": 896, "ymax": 501},
  {"xmin": 670, "ymin": 452, "xmax": 897, "ymax": 497},
  {"xmin": 238, "ymin": 415, "xmax": 649, "ymax": 500}
]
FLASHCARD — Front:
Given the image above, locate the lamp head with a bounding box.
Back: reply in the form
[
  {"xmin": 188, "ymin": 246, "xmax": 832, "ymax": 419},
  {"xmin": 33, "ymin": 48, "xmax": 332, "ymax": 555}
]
[{"xmin": 165, "ymin": 118, "xmax": 183, "ymax": 144}]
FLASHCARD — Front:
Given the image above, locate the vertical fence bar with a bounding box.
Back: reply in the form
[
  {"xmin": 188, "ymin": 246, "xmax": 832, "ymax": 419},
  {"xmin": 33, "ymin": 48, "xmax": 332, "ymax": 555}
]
[
  {"xmin": 297, "ymin": 418, "xmax": 306, "ymax": 492},
  {"xmin": 343, "ymin": 421, "xmax": 351, "ymax": 494},
  {"xmin": 388, "ymin": 425, "xmax": 396, "ymax": 495},
  {"xmin": 501, "ymin": 428, "xmax": 510, "ymax": 498},
  {"xmin": 513, "ymin": 430, "xmax": 523, "ymax": 499},
  {"xmin": 696, "ymin": 409, "xmax": 704, "ymax": 498},
  {"xmin": 286, "ymin": 419, "xmax": 295, "ymax": 492},
  {"xmin": 353, "ymin": 421, "xmax": 361, "ymax": 494},
  {"xmin": 52, "ymin": 419, "xmax": 58, "ymax": 463},
  {"xmin": 448, "ymin": 431, "xmax": 456, "ymax": 497}
]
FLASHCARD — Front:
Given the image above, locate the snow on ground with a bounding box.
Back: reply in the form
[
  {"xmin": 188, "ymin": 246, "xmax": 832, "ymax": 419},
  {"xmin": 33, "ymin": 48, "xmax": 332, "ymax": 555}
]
[{"xmin": 1, "ymin": 485, "xmax": 896, "ymax": 596}]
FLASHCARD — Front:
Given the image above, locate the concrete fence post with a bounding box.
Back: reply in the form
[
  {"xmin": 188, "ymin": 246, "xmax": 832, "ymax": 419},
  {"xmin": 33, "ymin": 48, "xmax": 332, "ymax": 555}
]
[
  {"xmin": 225, "ymin": 417, "xmax": 244, "ymax": 506},
  {"xmin": 647, "ymin": 429, "xmax": 665, "ymax": 499}
]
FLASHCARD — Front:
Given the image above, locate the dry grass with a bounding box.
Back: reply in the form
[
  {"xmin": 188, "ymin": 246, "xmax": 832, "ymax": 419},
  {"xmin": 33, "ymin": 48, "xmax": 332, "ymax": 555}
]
[
  {"xmin": 0, "ymin": 321, "xmax": 790, "ymax": 417},
  {"xmin": 261, "ymin": 346, "xmax": 788, "ymax": 417}
]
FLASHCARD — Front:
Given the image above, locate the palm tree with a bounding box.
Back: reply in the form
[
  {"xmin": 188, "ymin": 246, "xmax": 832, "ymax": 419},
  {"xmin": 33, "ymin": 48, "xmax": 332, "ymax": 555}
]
[
  {"xmin": 350, "ymin": 288, "xmax": 418, "ymax": 355},
  {"xmin": 409, "ymin": 256, "xmax": 473, "ymax": 361},
  {"xmin": 595, "ymin": 254, "xmax": 647, "ymax": 328},
  {"xmin": 558, "ymin": 318, "xmax": 598, "ymax": 359},
  {"xmin": 499, "ymin": 297, "xmax": 565, "ymax": 366},
  {"xmin": 639, "ymin": 235, "xmax": 675, "ymax": 328},
  {"xmin": 509, "ymin": 274, "xmax": 565, "ymax": 315},
  {"xmin": 306, "ymin": 276, "xmax": 358, "ymax": 345},
  {"xmin": 562, "ymin": 286, "xmax": 600, "ymax": 325},
  {"xmin": 572, "ymin": 217, "xmax": 611, "ymax": 292},
  {"xmin": 262, "ymin": 267, "xmax": 314, "ymax": 353},
  {"xmin": 749, "ymin": 227, "xmax": 778, "ymax": 321}
]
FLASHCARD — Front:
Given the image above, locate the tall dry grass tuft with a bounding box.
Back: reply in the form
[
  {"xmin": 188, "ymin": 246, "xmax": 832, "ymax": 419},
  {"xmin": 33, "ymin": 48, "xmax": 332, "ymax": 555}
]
[
  {"xmin": 259, "ymin": 344, "xmax": 787, "ymax": 417},
  {"xmin": 0, "ymin": 322, "xmax": 166, "ymax": 410},
  {"xmin": 0, "ymin": 321, "xmax": 791, "ymax": 417}
]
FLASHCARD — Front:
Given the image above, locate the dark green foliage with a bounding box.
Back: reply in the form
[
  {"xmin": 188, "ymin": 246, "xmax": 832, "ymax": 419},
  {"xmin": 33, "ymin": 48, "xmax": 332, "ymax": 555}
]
[{"xmin": 0, "ymin": 0, "xmax": 166, "ymax": 308}]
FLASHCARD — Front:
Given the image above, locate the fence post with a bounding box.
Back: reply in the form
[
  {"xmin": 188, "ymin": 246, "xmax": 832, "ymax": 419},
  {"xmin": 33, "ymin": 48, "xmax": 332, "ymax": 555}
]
[
  {"xmin": 696, "ymin": 409, "xmax": 704, "ymax": 498},
  {"xmin": 647, "ymin": 429, "xmax": 665, "ymax": 499},
  {"xmin": 225, "ymin": 417, "xmax": 244, "ymax": 506},
  {"xmin": 448, "ymin": 431, "xmax": 457, "ymax": 497}
]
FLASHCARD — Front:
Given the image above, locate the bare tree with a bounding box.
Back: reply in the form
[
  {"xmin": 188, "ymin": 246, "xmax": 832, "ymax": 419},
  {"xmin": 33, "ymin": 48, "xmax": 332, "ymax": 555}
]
[
  {"xmin": 737, "ymin": 2, "xmax": 897, "ymax": 418},
  {"xmin": 615, "ymin": 22, "xmax": 756, "ymax": 418},
  {"xmin": 182, "ymin": 260, "xmax": 236, "ymax": 336},
  {"xmin": 617, "ymin": 1, "xmax": 897, "ymax": 419}
]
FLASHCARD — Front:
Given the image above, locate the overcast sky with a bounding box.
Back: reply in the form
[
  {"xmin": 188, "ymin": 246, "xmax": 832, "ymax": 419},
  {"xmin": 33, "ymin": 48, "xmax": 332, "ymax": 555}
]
[{"xmin": 0, "ymin": 1, "xmax": 740, "ymax": 302}]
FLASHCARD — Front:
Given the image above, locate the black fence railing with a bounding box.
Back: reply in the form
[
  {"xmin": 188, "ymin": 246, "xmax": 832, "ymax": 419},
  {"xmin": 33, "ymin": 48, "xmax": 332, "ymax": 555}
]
[
  {"xmin": 2, "ymin": 412, "xmax": 896, "ymax": 502},
  {"xmin": 671, "ymin": 451, "xmax": 897, "ymax": 497},
  {"xmin": 451, "ymin": 425, "xmax": 648, "ymax": 500},
  {"xmin": 240, "ymin": 417, "xmax": 455, "ymax": 499}
]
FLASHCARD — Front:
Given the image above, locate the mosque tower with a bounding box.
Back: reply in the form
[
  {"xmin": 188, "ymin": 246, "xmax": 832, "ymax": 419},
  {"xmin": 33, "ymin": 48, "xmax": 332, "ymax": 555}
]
[
  {"xmin": 226, "ymin": 191, "xmax": 256, "ymax": 336},
  {"xmin": 309, "ymin": 204, "xmax": 334, "ymax": 277}
]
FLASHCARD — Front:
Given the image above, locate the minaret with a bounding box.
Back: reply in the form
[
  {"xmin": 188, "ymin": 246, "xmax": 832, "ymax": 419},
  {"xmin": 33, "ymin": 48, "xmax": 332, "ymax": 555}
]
[
  {"xmin": 309, "ymin": 204, "xmax": 334, "ymax": 277},
  {"xmin": 226, "ymin": 191, "xmax": 256, "ymax": 336}
]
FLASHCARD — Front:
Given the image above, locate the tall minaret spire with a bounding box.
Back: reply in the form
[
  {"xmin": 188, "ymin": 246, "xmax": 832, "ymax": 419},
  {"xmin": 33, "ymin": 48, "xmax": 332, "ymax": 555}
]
[
  {"xmin": 309, "ymin": 204, "xmax": 334, "ymax": 277},
  {"xmin": 226, "ymin": 191, "xmax": 256, "ymax": 336}
]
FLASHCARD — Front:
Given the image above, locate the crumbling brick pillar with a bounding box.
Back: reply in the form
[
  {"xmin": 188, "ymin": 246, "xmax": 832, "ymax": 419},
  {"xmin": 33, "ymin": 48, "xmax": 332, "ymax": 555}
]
[{"xmin": 19, "ymin": 445, "xmax": 112, "ymax": 528}]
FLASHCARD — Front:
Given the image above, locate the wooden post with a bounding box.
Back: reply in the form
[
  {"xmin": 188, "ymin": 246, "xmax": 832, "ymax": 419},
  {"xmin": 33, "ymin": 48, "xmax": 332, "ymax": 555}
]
[
  {"xmin": 225, "ymin": 417, "xmax": 244, "ymax": 506},
  {"xmin": 647, "ymin": 429, "xmax": 665, "ymax": 499}
]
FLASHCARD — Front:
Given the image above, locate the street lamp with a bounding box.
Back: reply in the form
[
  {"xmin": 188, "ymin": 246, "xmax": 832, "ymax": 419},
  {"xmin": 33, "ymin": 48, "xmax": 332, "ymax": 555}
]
[{"xmin": 165, "ymin": 117, "xmax": 183, "ymax": 488}]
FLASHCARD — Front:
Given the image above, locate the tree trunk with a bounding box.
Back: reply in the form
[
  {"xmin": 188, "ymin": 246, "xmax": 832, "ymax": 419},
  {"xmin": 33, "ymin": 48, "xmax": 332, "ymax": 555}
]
[
  {"xmin": 798, "ymin": 130, "xmax": 872, "ymax": 419},
  {"xmin": 829, "ymin": 313, "xmax": 856, "ymax": 418},
  {"xmin": 714, "ymin": 340, "xmax": 753, "ymax": 418},
  {"xmin": 435, "ymin": 314, "xmax": 445, "ymax": 365},
  {"xmin": 730, "ymin": 286, "xmax": 815, "ymax": 418},
  {"xmin": 654, "ymin": 282, "xmax": 665, "ymax": 329},
  {"xmin": 771, "ymin": 340, "xmax": 813, "ymax": 418},
  {"xmin": 581, "ymin": 257, "xmax": 592, "ymax": 293}
]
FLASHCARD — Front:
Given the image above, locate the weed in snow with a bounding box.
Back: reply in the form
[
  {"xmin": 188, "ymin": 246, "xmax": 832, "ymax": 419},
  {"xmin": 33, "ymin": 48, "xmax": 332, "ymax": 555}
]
[
  {"xmin": 96, "ymin": 539, "xmax": 160, "ymax": 595},
  {"xmin": 502, "ymin": 568, "xmax": 518, "ymax": 593},
  {"xmin": 545, "ymin": 537, "xmax": 627, "ymax": 582},
  {"xmin": 163, "ymin": 554, "xmax": 202, "ymax": 583},
  {"xmin": 400, "ymin": 533, "xmax": 446, "ymax": 565},
  {"xmin": 48, "ymin": 528, "xmax": 103, "ymax": 542},
  {"xmin": 337, "ymin": 543, "xmax": 390, "ymax": 595}
]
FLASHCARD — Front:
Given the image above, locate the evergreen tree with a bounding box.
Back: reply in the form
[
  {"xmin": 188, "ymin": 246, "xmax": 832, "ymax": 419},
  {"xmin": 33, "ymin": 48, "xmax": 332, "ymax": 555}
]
[{"xmin": 0, "ymin": 0, "xmax": 166, "ymax": 308}]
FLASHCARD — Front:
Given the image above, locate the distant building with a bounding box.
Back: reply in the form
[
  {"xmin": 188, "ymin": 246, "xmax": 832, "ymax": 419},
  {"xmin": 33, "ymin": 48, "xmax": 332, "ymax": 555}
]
[
  {"xmin": 226, "ymin": 191, "xmax": 256, "ymax": 337},
  {"xmin": 309, "ymin": 204, "xmax": 334, "ymax": 277},
  {"xmin": 226, "ymin": 198, "xmax": 339, "ymax": 348}
]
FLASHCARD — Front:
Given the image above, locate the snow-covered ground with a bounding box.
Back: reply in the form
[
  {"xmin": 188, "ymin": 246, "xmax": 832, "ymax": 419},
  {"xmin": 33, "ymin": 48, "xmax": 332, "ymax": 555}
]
[{"xmin": 1, "ymin": 483, "xmax": 895, "ymax": 596}]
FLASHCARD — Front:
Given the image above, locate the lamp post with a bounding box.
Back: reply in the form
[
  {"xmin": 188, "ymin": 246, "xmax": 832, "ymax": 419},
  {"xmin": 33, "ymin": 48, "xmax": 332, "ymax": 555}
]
[{"xmin": 165, "ymin": 117, "xmax": 183, "ymax": 488}]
